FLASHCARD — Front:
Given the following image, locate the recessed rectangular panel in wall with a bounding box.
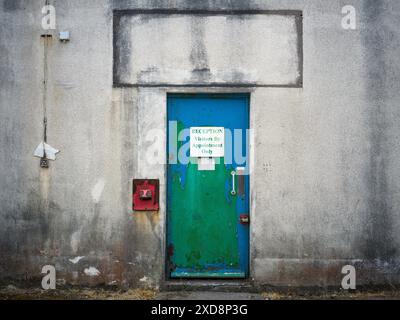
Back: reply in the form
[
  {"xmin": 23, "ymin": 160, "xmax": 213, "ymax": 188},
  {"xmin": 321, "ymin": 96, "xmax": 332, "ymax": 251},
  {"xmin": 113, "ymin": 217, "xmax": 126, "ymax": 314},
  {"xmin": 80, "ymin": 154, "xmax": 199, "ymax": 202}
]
[{"xmin": 113, "ymin": 11, "xmax": 302, "ymax": 87}]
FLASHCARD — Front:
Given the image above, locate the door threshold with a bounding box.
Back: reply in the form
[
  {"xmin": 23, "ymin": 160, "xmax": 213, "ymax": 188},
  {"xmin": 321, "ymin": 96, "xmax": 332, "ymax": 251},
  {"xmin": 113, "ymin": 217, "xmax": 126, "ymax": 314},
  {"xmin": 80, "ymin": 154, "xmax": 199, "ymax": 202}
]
[{"xmin": 162, "ymin": 279, "xmax": 254, "ymax": 292}]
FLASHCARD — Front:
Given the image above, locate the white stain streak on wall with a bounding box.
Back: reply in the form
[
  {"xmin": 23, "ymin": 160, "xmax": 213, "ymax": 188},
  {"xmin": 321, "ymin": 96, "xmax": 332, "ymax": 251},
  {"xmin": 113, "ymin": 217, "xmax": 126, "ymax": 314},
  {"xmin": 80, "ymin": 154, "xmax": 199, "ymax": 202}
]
[
  {"xmin": 91, "ymin": 179, "xmax": 106, "ymax": 203},
  {"xmin": 69, "ymin": 256, "xmax": 85, "ymax": 264},
  {"xmin": 70, "ymin": 230, "xmax": 81, "ymax": 254},
  {"xmin": 84, "ymin": 267, "xmax": 100, "ymax": 277}
]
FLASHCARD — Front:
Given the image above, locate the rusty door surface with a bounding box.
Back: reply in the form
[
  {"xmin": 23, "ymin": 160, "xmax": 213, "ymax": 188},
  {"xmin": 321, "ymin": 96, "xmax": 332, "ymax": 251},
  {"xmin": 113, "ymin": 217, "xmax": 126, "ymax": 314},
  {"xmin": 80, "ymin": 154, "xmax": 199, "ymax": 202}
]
[{"xmin": 167, "ymin": 93, "xmax": 250, "ymax": 278}]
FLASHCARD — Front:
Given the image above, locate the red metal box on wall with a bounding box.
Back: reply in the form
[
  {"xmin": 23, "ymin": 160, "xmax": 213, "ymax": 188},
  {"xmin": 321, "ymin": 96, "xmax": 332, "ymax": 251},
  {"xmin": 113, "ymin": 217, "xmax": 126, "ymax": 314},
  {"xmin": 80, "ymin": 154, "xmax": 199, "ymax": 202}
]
[{"xmin": 132, "ymin": 179, "xmax": 159, "ymax": 211}]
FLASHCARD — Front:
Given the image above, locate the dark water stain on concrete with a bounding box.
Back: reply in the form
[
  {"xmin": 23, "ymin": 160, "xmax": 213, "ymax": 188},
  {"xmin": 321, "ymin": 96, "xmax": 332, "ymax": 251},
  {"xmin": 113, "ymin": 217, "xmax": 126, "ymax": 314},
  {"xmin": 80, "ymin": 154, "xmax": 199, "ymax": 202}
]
[
  {"xmin": 361, "ymin": 0, "xmax": 396, "ymax": 260},
  {"xmin": 3, "ymin": 0, "xmax": 23, "ymax": 11},
  {"xmin": 189, "ymin": 17, "xmax": 210, "ymax": 82},
  {"xmin": 113, "ymin": 0, "xmax": 261, "ymax": 11},
  {"xmin": 113, "ymin": 15, "xmax": 131, "ymax": 85}
]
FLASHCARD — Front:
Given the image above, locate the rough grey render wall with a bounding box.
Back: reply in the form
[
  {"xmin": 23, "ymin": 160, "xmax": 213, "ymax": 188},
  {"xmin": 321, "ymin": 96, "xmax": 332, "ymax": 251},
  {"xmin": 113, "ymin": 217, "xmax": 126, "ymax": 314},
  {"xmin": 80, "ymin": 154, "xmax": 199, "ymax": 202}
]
[{"xmin": 0, "ymin": 0, "xmax": 399, "ymax": 289}]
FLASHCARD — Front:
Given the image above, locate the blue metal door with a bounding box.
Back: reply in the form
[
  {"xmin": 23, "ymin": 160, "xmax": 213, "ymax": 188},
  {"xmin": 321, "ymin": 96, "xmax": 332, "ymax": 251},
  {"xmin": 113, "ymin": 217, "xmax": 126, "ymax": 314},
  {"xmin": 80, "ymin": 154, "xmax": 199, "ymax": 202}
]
[{"xmin": 167, "ymin": 93, "xmax": 250, "ymax": 278}]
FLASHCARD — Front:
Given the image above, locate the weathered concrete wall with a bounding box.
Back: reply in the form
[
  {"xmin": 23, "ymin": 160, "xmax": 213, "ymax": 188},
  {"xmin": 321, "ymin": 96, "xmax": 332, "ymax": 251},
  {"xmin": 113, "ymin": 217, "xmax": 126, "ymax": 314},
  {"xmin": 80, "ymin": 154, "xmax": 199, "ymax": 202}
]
[{"xmin": 1, "ymin": 0, "xmax": 400, "ymax": 289}]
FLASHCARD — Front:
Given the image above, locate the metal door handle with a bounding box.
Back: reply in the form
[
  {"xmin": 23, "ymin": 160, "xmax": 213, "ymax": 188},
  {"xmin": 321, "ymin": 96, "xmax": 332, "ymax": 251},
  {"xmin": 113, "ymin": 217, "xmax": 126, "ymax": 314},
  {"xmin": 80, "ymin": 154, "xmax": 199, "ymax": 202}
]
[{"xmin": 230, "ymin": 170, "xmax": 236, "ymax": 195}]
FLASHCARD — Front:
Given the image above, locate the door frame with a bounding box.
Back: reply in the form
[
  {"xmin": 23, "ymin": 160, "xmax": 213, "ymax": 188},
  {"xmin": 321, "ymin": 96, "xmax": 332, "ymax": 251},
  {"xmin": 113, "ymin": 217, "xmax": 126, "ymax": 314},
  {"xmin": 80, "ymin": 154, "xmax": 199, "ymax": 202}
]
[{"xmin": 164, "ymin": 90, "xmax": 253, "ymax": 281}]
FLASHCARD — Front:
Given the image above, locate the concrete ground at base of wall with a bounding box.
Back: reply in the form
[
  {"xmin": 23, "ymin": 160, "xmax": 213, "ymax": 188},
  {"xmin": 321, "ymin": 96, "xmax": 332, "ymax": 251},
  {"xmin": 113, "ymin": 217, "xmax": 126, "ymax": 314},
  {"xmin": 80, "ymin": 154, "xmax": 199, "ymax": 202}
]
[
  {"xmin": 1, "ymin": 286, "xmax": 400, "ymax": 300},
  {"xmin": 156, "ymin": 291, "xmax": 264, "ymax": 300}
]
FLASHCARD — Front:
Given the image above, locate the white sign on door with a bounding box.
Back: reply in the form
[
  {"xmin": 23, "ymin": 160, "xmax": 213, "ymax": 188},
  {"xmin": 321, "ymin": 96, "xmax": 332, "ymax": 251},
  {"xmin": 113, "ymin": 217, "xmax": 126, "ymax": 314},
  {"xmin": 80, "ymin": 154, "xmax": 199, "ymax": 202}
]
[{"xmin": 190, "ymin": 127, "xmax": 225, "ymax": 157}]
